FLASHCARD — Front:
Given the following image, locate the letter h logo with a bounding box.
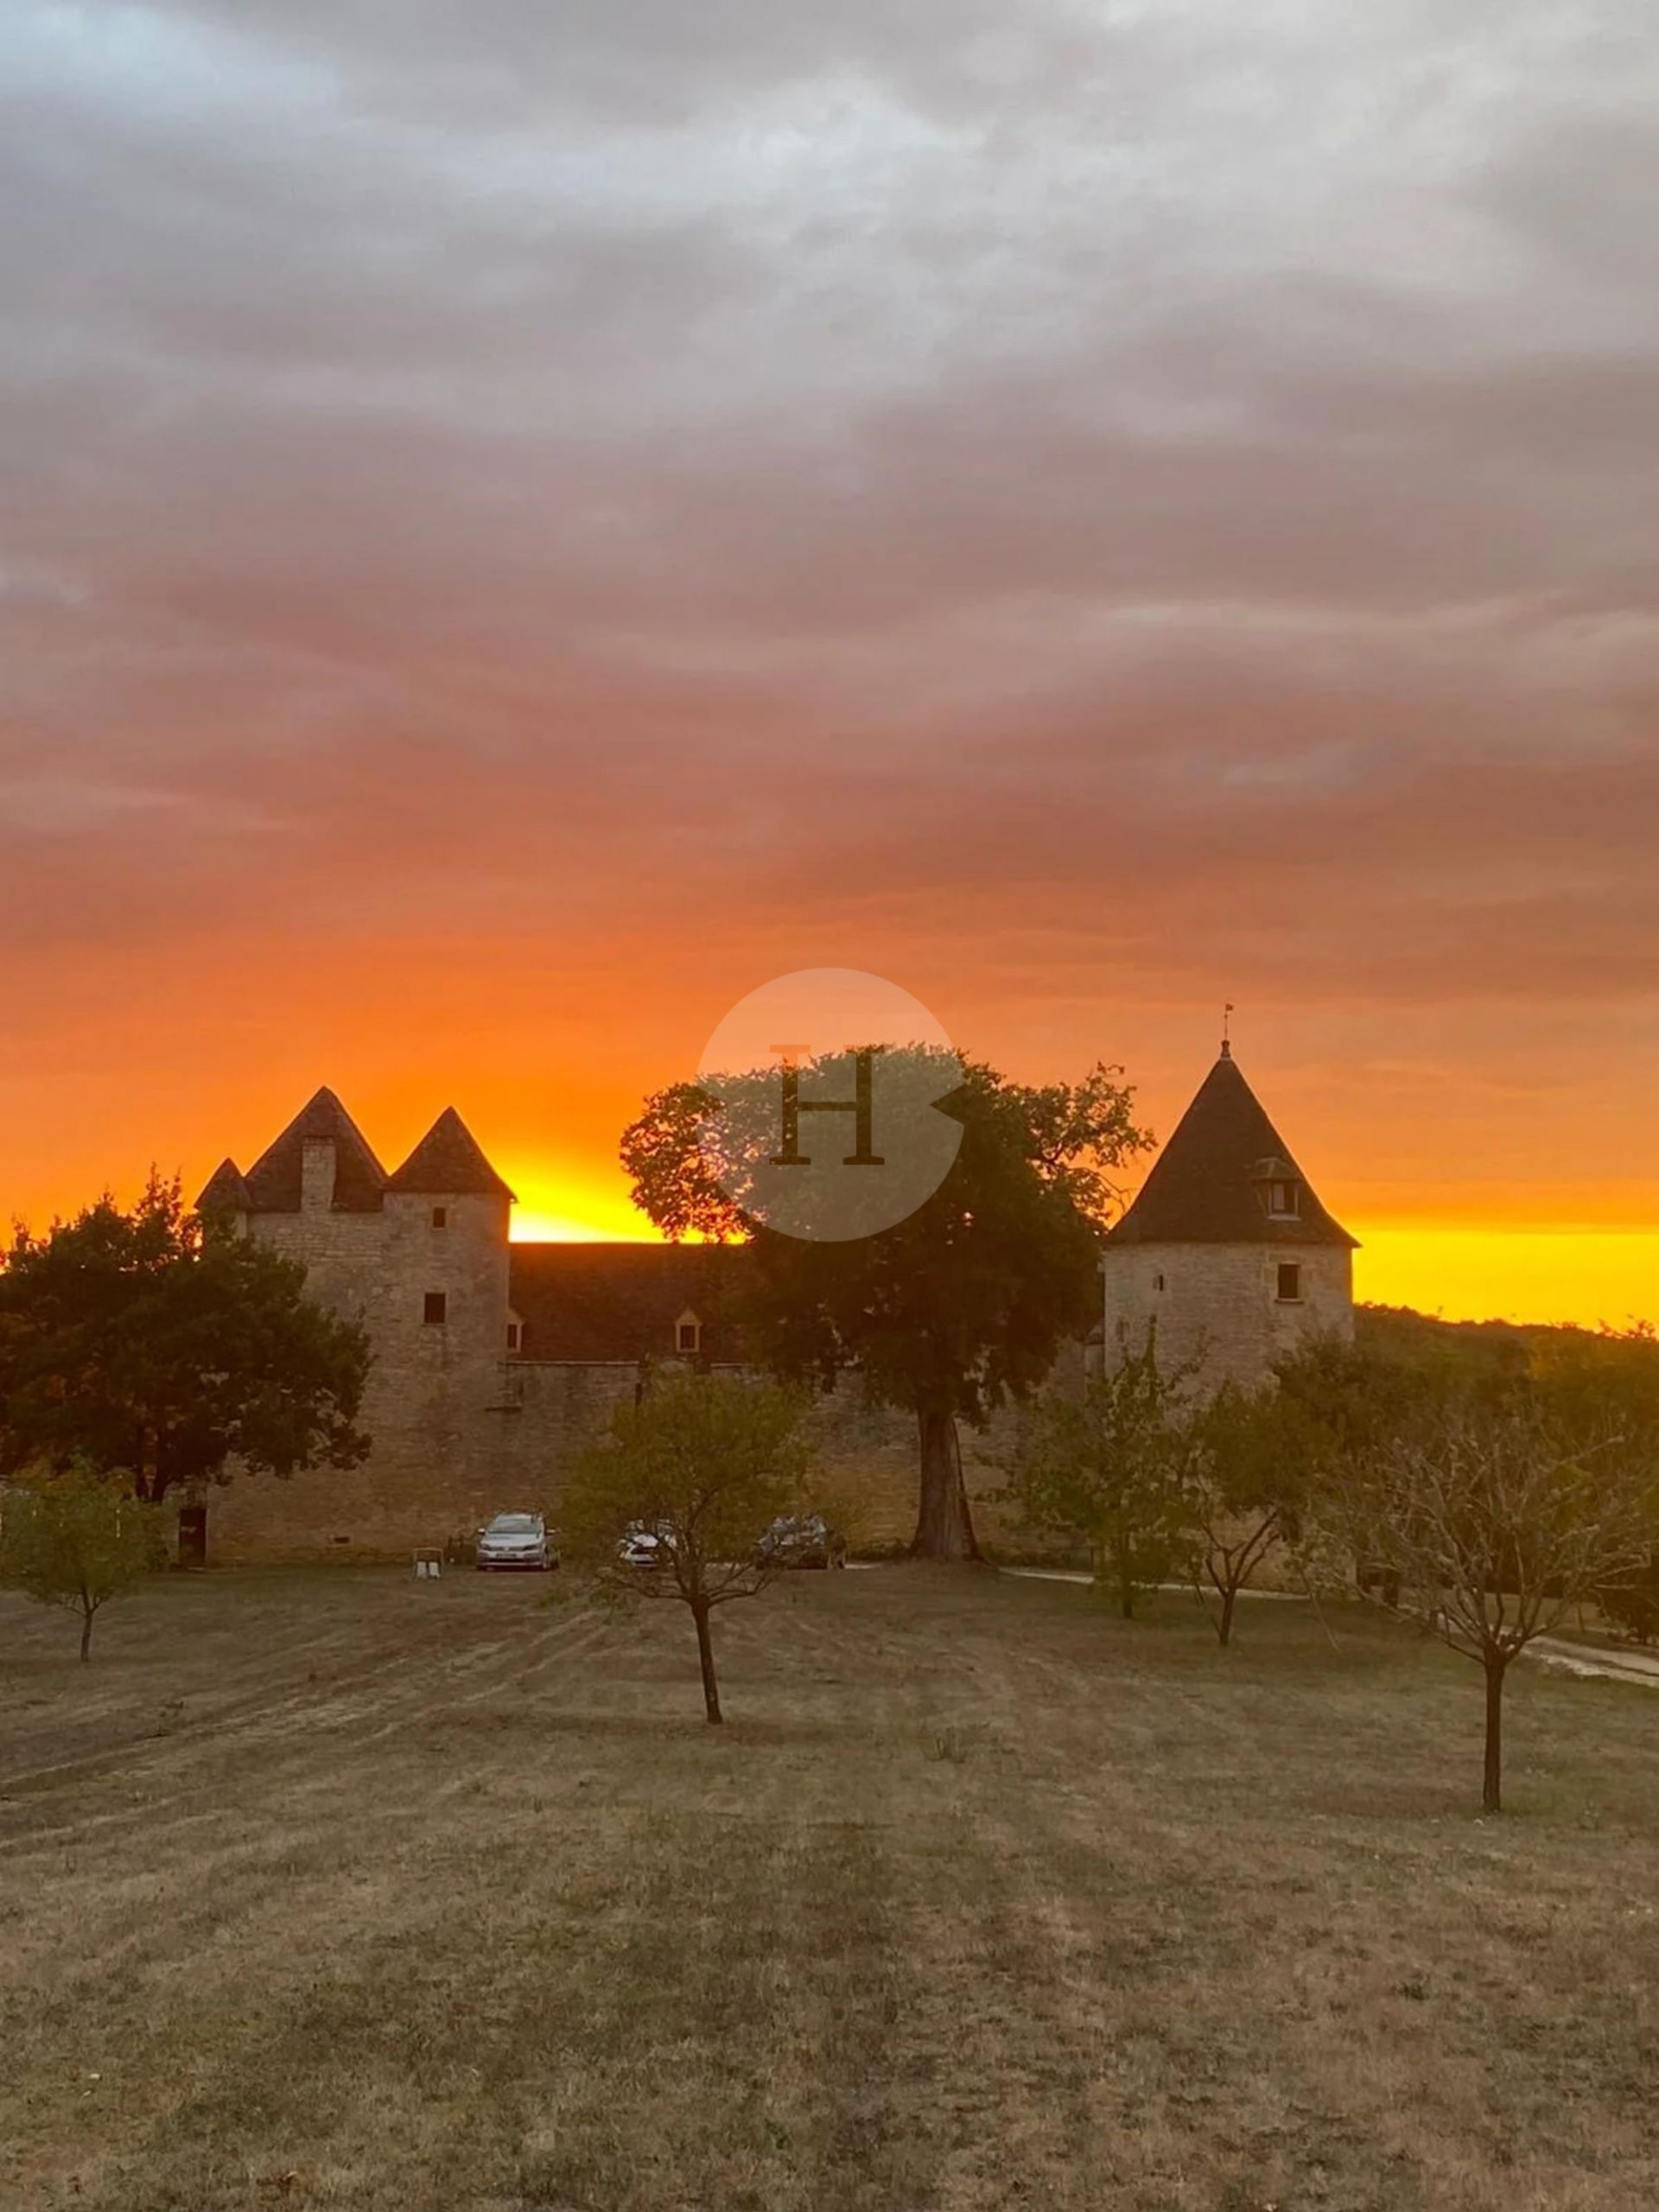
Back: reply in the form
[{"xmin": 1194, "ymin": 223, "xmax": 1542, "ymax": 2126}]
[{"xmin": 768, "ymin": 1046, "xmax": 886, "ymax": 1168}]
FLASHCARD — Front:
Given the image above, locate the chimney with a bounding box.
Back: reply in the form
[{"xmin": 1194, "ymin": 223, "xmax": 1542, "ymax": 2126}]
[{"xmin": 301, "ymin": 1135, "xmax": 337, "ymax": 1212}]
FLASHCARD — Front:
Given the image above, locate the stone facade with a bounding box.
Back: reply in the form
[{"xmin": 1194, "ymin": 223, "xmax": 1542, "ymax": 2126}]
[
  {"xmin": 194, "ymin": 1051, "xmax": 1351, "ymax": 1562},
  {"xmin": 1099, "ymin": 1239, "xmax": 1353, "ymax": 1389}
]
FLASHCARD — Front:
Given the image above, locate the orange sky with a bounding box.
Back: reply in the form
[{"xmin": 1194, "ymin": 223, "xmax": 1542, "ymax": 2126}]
[
  {"xmin": 3, "ymin": 924, "xmax": 1652, "ymax": 1330},
  {"xmin": 2, "ymin": 3, "xmax": 1656, "ymax": 1328}
]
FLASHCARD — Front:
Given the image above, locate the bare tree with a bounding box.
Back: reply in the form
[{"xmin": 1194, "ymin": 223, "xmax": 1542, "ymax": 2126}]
[{"xmin": 1332, "ymin": 1401, "xmax": 1655, "ymax": 1810}]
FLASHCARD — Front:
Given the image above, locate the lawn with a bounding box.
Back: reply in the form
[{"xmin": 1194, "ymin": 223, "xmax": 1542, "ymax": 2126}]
[{"xmin": 3, "ymin": 1563, "xmax": 1657, "ymax": 2212}]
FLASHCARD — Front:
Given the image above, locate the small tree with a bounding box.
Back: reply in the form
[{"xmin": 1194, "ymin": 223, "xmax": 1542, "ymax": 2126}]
[
  {"xmin": 1189, "ymin": 1381, "xmax": 1325, "ymax": 1645},
  {"xmin": 1328, "ymin": 1398, "xmax": 1656, "ymax": 1811},
  {"xmin": 0, "ymin": 1469, "xmax": 168, "ymax": 1660},
  {"xmin": 563, "ymin": 1370, "xmax": 814, "ymax": 1723},
  {"xmin": 1004, "ymin": 1325, "xmax": 1200, "ymax": 1618}
]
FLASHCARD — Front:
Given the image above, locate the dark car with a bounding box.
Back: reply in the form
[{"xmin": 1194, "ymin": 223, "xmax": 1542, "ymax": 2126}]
[{"xmin": 754, "ymin": 1514, "xmax": 848, "ymax": 1571}]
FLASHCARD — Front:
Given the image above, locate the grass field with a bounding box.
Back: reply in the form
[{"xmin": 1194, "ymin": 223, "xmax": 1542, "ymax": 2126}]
[{"xmin": 3, "ymin": 1564, "xmax": 1658, "ymax": 2212}]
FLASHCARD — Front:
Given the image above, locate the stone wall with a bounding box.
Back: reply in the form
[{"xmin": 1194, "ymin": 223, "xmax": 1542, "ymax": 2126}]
[
  {"xmin": 1100, "ymin": 1240, "xmax": 1353, "ymax": 1392},
  {"xmin": 200, "ymin": 1352, "xmax": 1071, "ymax": 1567}
]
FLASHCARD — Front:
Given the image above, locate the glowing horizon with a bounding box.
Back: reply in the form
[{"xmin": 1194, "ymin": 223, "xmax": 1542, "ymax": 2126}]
[{"xmin": 497, "ymin": 1160, "xmax": 1656, "ymax": 1332}]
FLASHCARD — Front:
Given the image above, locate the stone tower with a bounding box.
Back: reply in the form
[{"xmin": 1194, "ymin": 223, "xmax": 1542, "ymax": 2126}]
[
  {"xmin": 1100, "ymin": 1043, "xmax": 1356, "ymax": 1389},
  {"xmin": 194, "ymin": 1088, "xmax": 520, "ymax": 1557}
]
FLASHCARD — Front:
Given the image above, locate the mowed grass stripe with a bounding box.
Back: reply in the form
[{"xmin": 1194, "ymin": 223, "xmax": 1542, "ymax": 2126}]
[{"xmin": 3, "ymin": 1566, "xmax": 1659, "ymax": 2209}]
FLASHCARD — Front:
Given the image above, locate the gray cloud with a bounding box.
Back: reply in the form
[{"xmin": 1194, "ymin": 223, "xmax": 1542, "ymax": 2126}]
[{"xmin": 1, "ymin": 0, "xmax": 1657, "ymax": 1069}]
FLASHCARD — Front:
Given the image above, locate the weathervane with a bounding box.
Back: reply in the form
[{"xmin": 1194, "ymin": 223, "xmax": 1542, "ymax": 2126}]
[{"xmin": 1221, "ymin": 1001, "xmax": 1235, "ymax": 1058}]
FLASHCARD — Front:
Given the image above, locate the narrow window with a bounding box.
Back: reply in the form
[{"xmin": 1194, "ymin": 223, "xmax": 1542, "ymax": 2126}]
[
  {"xmin": 505, "ymin": 1319, "xmax": 523, "ymax": 1354},
  {"xmin": 431, "ymin": 1205, "xmax": 448, "ymax": 1229},
  {"xmin": 677, "ymin": 1317, "xmax": 702, "ymax": 1355},
  {"xmin": 1268, "ymin": 1179, "xmax": 1300, "ymax": 1219},
  {"xmin": 423, "ymin": 1291, "xmax": 448, "ymax": 1325},
  {"xmin": 1154, "ymin": 1273, "xmax": 1166, "ymax": 1293},
  {"xmin": 1275, "ymin": 1263, "xmax": 1301, "ymax": 1303}
]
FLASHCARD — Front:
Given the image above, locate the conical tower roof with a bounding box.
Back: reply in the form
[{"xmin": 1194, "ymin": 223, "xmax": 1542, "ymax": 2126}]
[
  {"xmin": 241, "ymin": 1086, "xmax": 389, "ymax": 1214},
  {"xmin": 1105, "ymin": 1048, "xmax": 1356, "ymax": 1248},
  {"xmin": 385, "ymin": 1106, "xmax": 516, "ymax": 1202},
  {"xmin": 195, "ymin": 1157, "xmax": 251, "ymax": 1215}
]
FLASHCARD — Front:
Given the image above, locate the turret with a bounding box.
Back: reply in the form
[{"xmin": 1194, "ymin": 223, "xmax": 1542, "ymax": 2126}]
[{"xmin": 1100, "ymin": 1042, "xmax": 1356, "ymax": 1390}]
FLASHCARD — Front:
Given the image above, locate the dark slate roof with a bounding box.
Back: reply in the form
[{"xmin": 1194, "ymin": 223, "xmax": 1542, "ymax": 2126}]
[
  {"xmin": 508, "ymin": 1243, "xmax": 750, "ymax": 1361},
  {"xmin": 241, "ymin": 1086, "xmax": 390, "ymax": 1214},
  {"xmin": 385, "ymin": 1107, "xmax": 517, "ymax": 1202},
  {"xmin": 1104, "ymin": 1049, "xmax": 1357, "ymax": 1249},
  {"xmin": 195, "ymin": 1157, "xmax": 251, "ymax": 1214}
]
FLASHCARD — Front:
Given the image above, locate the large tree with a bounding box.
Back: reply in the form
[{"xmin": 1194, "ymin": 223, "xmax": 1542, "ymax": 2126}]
[
  {"xmin": 0, "ymin": 1173, "xmax": 372, "ymax": 1504},
  {"xmin": 621, "ymin": 1051, "xmax": 1150, "ymax": 1559}
]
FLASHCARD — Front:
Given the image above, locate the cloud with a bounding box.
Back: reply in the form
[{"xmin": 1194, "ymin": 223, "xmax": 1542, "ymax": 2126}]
[{"xmin": 1, "ymin": 0, "xmax": 1657, "ymax": 1229}]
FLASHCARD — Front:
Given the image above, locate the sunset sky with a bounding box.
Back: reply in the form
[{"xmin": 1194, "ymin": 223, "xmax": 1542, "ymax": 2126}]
[{"xmin": 3, "ymin": 2, "xmax": 1657, "ymax": 1328}]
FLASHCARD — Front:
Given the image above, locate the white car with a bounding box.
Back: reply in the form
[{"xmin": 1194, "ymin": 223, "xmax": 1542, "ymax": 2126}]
[
  {"xmin": 617, "ymin": 1521, "xmax": 676, "ymax": 1570},
  {"xmin": 475, "ymin": 1512, "xmax": 557, "ymax": 1571}
]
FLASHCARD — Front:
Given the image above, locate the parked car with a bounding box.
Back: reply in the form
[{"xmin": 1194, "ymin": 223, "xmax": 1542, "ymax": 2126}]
[
  {"xmin": 475, "ymin": 1511, "xmax": 557, "ymax": 1571},
  {"xmin": 754, "ymin": 1513, "xmax": 848, "ymax": 1571},
  {"xmin": 617, "ymin": 1521, "xmax": 677, "ymax": 1570}
]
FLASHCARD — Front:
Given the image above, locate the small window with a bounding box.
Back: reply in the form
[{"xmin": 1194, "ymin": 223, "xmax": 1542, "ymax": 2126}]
[
  {"xmin": 1267, "ymin": 1180, "xmax": 1300, "ymax": 1219},
  {"xmin": 1154, "ymin": 1273, "xmax": 1166, "ymax": 1293},
  {"xmin": 431, "ymin": 1205, "xmax": 448, "ymax": 1230},
  {"xmin": 505, "ymin": 1319, "xmax": 523, "ymax": 1354},
  {"xmin": 676, "ymin": 1315, "xmax": 702, "ymax": 1355},
  {"xmin": 423, "ymin": 1291, "xmax": 448, "ymax": 1325},
  {"xmin": 1275, "ymin": 1263, "xmax": 1301, "ymax": 1303}
]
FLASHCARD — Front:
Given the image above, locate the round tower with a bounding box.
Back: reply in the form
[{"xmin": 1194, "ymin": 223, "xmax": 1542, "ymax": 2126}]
[{"xmin": 1100, "ymin": 1042, "xmax": 1356, "ymax": 1392}]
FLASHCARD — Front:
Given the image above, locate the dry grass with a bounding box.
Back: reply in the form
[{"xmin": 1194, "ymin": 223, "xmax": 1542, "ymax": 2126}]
[{"xmin": 3, "ymin": 1564, "xmax": 1658, "ymax": 2211}]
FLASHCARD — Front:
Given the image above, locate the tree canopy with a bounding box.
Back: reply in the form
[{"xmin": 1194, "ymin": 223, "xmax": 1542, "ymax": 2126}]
[{"xmin": 0, "ymin": 1174, "xmax": 372, "ymax": 1503}]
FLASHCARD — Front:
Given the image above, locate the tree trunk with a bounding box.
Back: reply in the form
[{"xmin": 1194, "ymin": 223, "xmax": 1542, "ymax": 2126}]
[
  {"xmin": 910, "ymin": 1402, "xmax": 979, "ymax": 1560},
  {"xmin": 691, "ymin": 1598, "xmax": 722, "ymax": 1725},
  {"xmin": 1217, "ymin": 1583, "xmax": 1237, "ymax": 1647},
  {"xmin": 1118, "ymin": 1554, "xmax": 1135, "ymax": 1620},
  {"xmin": 1483, "ymin": 1654, "xmax": 1506, "ymax": 1812},
  {"xmin": 79, "ymin": 1605, "xmax": 94, "ymax": 1663}
]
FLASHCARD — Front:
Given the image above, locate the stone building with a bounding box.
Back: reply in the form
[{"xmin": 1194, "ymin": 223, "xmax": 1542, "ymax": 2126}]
[
  {"xmin": 194, "ymin": 1089, "xmax": 804, "ymax": 1563},
  {"xmin": 1099, "ymin": 1041, "xmax": 1357, "ymax": 1389},
  {"xmin": 194, "ymin": 1046, "xmax": 1351, "ymax": 1560}
]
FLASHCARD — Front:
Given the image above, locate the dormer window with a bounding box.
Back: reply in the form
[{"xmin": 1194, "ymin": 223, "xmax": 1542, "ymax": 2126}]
[
  {"xmin": 1267, "ymin": 1179, "xmax": 1300, "ymax": 1220},
  {"xmin": 675, "ymin": 1311, "xmax": 702, "ymax": 1356},
  {"xmin": 505, "ymin": 1319, "xmax": 523, "ymax": 1354}
]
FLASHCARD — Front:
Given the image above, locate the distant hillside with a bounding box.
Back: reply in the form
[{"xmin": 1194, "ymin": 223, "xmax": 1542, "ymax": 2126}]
[{"xmin": 1355, "ymin": 1302, "xmax": 1659, "ymax": 1393}]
